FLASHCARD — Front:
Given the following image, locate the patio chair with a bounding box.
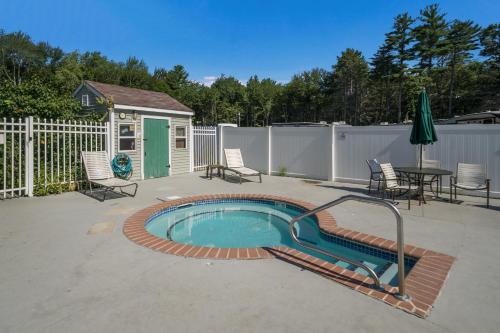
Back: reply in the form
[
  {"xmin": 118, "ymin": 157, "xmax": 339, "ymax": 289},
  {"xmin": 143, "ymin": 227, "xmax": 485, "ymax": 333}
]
[
  {"xmin": 223, "ymin": 149, "xmax": 262, "ymax": 184},
  {"xmin": 421, "ymin": 159, "xmax": 441, "ymax": 194},
  {"xmin": 81, "ymin": 151, "xmax": 138, "ymax": 201},
  {"xmin": 450, "ymin": 163, "xmax": 490, "ymax": 208},
  {"xmin": 380, "ymin": 163, "xmax": 419, "ymax": 210},
  {"xmin": 366, "ymin": 159, "xmax": 383, "ymax": 193}
]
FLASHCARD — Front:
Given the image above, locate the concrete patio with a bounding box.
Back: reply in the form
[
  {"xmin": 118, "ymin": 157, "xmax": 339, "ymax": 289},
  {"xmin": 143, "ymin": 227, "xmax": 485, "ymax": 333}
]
[{"xmin": 1, "ymin": 173, "xmax": 499, "ymax": 333}]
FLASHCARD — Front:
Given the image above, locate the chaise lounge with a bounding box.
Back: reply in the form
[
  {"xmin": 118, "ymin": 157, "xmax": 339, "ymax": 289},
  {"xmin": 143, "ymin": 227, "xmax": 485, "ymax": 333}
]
[
  {"xmin": 81, "ymin": 151, "xmax": 138, "ymax": 201},
  {"xmin": 223, "ymin": 149, "xmax": 262, "ymax": 184}
]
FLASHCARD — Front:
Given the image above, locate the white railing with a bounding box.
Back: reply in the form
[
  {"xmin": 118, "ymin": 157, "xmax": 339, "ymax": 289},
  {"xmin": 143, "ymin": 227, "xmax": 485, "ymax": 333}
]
[
  {"xmin": 0, "ymin": 118, "xmax": 29, "ymax": 198},
  {"xmin": 193, "ymin": 126, "xmax": 217, "ymax": 171},
  {"xmin": 33, "ymin": 119, "xmax": 109, "ymax": 190},
  {"xmin": 0, "ymin": 117, "xmax": 109, "ymax": 199}
]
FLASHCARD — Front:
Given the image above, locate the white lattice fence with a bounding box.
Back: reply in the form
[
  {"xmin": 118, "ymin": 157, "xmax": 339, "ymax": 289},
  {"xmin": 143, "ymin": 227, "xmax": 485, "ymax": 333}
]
[
  {"xmin": 0, "ymin": 118, "xmax": 29, "ymax": 198},
  {"xmin": 193, "ymin": 126, "xmax": 217, "ymax": 171},
  {"xmin": 33, "ymin": 119, "xmax": 109, "ymax": 192},
  {"xmin": 0, "ymin": 117, "xmax": 109, "ymax": 198}
]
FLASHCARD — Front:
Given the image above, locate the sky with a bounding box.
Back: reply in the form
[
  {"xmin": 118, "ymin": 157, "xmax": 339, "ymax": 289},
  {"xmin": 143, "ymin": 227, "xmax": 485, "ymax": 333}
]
[{"xmin": 1, "ymin": 0, "xmax": 499, "ymax": 85}]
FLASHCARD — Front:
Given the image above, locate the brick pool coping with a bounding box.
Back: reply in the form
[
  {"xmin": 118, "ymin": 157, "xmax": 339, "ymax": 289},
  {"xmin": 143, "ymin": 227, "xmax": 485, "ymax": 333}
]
[{"xmin": 123, "ymin": 194, "xmax": 455, "ymax": 318}]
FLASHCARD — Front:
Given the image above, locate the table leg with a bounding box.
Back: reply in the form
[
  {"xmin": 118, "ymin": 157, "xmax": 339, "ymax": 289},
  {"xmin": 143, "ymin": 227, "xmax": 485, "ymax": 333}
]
[
  {"xmin": 209, "ymin": 167, "xmax": 213, "ymax": 180},
  {"xmin": 440, "ymin": 175, "xmax": 443, "ymax": 195}
]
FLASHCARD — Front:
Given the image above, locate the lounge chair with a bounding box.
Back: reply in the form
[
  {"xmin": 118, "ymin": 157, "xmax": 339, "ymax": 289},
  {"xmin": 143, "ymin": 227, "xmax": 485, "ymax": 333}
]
[
  {"xmin": 380, "ymin": 163, "xmax": 419, "ymax": 210},
  {"xmin": 81, "ymin": 151, "xmax": 138, "ymax": 201},
  {"xmin": 366, "ymin": 159, "xmax": 383, "ymax": 193},
  {"xmin": 223, "ymin": 149, "xmax": 262, "ymax": 184},
  {"xmin": 450, "ymin": 163, "xmax": 490, "ymax": 208}
]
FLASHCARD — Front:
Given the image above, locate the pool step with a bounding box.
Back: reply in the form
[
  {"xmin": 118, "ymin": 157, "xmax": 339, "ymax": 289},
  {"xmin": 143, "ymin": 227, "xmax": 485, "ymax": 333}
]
[
  {"xmin": 379, "ymin": 263, "xmax": 399, "ymax": 286},
  {"xmin": 349, "ymin": 261, "xmax": 399, "ymax": 286},
  {"xmin": 352, "ymin": 261, "xmax": 379, "ymax": 275}
]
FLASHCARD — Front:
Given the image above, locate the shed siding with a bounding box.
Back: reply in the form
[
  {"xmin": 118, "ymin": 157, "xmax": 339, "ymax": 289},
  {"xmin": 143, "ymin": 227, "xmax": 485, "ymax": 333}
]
[
  {"xmin": 170, "ymin": 116, "xmax": 191, "ymax": 175},
  {"xmin": 112, "ymin": 110, "xmax": 191, "ymax": 180},
  {"xmin": 113, "ymin": 111, "xmax": 142, "ymax": 181}
]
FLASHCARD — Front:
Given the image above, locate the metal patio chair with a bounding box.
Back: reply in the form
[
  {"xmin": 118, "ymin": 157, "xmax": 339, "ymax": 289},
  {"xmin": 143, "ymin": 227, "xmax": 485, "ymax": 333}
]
[
  {"xmin": 450, "ymin": 163, "xmax": 490, "ymax": 208},
  {"xmin": 420, "ymin": 159, "xmax": 441, "ymax": 195},
  {"xmin": 366, "ymin": 159, "xmax": 383, "ymax": 193},
  {"xmin": 81, "ymin": 151, "xmax": 138, "ymax": 201},
  {"xmin": 380, "ymin": 163, "xmax": 419, "ymax": 210}
]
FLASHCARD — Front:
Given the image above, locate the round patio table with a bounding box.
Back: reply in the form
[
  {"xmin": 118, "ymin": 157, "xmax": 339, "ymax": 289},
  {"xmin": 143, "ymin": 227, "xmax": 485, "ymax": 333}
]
[{"xmin": 394, "ymin": 167, "xmax": 453, "ymax": 203}]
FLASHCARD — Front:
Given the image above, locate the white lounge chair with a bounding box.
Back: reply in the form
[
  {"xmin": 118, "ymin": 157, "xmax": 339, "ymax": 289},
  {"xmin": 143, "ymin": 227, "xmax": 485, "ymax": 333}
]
[
  {"xmin": 223, "ymin": 149, "xmax": 262, "ymax": 184},
  {"xmin": 81, "ymin": 151, "xmax": 138, "ymax": 201},
  {"xmin": 450, "ymin": 163, "xmax": 490, "ymax": 208}
]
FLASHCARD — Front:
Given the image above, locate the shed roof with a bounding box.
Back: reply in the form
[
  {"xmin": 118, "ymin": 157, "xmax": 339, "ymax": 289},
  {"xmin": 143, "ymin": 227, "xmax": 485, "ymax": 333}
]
[{"xmin": 82, "ymin": 80, "xmax": 193, "ymax": 114}]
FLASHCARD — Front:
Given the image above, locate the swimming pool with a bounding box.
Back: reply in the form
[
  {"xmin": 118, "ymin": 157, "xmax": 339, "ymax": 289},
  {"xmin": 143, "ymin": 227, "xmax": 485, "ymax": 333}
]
[{"xmin": 145, "ymin": 198, "xmax": 415, "ymax": 287}]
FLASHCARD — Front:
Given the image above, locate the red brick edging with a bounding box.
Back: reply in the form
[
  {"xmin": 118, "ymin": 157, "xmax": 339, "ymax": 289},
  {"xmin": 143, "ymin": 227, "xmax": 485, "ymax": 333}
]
[{"xmin": 123, "ymin": 194, "xmax": 454, "ymax": 318}]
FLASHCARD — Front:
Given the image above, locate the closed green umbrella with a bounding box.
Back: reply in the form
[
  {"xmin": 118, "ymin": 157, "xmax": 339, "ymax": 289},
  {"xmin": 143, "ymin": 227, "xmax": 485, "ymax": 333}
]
[{"xmin": 410, "ymin": 90, "xmax": 438, "ymax": 169}]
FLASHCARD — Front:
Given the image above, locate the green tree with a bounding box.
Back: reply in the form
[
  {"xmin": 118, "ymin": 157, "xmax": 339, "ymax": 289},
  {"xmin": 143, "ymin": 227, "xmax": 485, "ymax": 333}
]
[
  {"xmin": 246, "ymin": 75, "xmax": 281, "ymax": 126},
  {"xmin": 0, "ymin": 31, "xmax": 42, "ymax": 85},
  {"xmin": 120, "ymin": 56, "xmax": 150, "ymax": 88},
  {"xmin": 443, "ymin": 20, "xmax": 480, "ymax": 117},
  {"xmin": 80, "ymin": 51, "xmax": 122, "ymax": 84},
  {"xmin": 478, "ymin": 24, "xmax": 500, "ymax": 109},
  {"xmin": 412, "ymin": 4, "xmax": 448, "ymax": 70},
  {"xmin": 480, "ymin": 23, "xmax": 500, "ymax": 67},
  {"xmin": 369, "ymin": 43, "xmax": 397, "ymax": 123},
  {"xmin": 386, "ymin": 13, "xmax": 415, "ymax": 123},
  {"xmin": 332, "ymin": 49, "xmax": 369, "ymax": 125},
  {"xmin": 210, "ymin": 75, "xmax": 246, "ymax": 124},
  {"xmin": 0, "ymin": 77, "xmax": 80, "ymax": 119},
  {"xmin": 152, "ymin": 65, "xmax": 189, "ymax": 97},
  {"xmin": 53, "ymin": 51, "xmax": 83, "ymax": 94}
]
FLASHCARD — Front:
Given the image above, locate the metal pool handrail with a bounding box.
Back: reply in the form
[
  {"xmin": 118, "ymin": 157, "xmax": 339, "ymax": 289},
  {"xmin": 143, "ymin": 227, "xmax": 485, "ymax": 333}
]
[{"xmin": 288, "ymin": 194, "xmax": 409, "ymax": 300}]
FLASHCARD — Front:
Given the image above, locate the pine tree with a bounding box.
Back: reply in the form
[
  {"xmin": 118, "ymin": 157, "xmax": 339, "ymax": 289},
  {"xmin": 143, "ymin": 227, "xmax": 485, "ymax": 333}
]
[
  {"xmin": 443, "ymin": 20, "xmax": 480, "ymax": 117},
  {"xmin": 332, "ymin": 49, "xmax": 369, "ymax": 125},
  {"xmin": 412, "ymin": 4, "xmax": 448, "ymax": 70},
  {"xmin": 370, "ymin": 42, "xmax": 397, "ymax": 122},
  {"xmin": 386, "ymin": 13, "xmax": 415, "ymax": 123}
]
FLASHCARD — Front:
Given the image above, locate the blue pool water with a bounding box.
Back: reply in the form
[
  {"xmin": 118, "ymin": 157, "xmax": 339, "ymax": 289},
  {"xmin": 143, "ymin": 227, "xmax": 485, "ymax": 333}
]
[{"xmin": 146, "ymin": 199, "xmax": 415, "ymax": 286}]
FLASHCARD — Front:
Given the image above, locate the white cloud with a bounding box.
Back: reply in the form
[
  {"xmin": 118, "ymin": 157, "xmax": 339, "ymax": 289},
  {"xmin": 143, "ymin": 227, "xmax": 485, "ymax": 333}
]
[
  {"xmin": 199, "ymin": 76, "xmax": 248, "ymax": 87},
  {"xmin": 201, "ymin": 76, "xmax": 217, "ymax": 87}
]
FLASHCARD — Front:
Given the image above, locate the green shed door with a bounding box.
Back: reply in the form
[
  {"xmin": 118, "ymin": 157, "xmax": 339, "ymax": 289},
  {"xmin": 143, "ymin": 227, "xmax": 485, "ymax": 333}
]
[{"xmin": 143, "ymin": 118, "xmax": 170, "ymax": 178}]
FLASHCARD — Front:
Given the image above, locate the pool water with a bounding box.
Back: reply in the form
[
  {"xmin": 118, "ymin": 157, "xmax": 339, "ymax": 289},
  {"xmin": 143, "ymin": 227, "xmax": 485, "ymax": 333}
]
[{"xmin": 146, "ymin": 200, "xmax": 414, "ymax": 286}]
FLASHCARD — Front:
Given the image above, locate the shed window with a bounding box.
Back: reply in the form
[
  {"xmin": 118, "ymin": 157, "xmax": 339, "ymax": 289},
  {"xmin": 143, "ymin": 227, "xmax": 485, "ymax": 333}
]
[
  {"xmin": 175, "ymin": 126, "xmax": 187, "ymax": 149},
  {"xmin": 81, "ymin": 94, "xmax": 89, "ymax": 106},
  {"xmin": 118, "ymin": 123, "xmax": 136, "ymax": 151}
]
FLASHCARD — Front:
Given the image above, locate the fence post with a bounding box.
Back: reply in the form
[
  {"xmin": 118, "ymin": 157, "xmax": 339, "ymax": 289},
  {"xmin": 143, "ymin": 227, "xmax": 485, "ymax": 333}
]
[
  {"xmin": 189, "ymin": 117, "xmax": 194, "ymax": 172},
  {"xmin": 105, "ymin": 121, "xmax": 111, "ymax": 159},
  {"xmin": 25, "ymin": 116, "xmax": 34, "ymax": 196},
  {"xmin": 267, "ymin": 126, "xmax": 272, "ymax": 175},
  {"xmin": 109, "ymin": 109, "xmax": 115, "ymax": 158},
  {"xmin": 329, "ymin": 124, "xmax": 336, "ymax": 182},
  {"xmin": 217, "ymin": 123, "xmax": 237, "ymax": 165}
]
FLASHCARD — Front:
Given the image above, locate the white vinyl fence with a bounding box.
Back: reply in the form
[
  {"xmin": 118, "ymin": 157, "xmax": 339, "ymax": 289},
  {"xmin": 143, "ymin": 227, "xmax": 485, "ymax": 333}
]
[
  {"xmin": 193, "ymin": 126, "xmax": 218, "ymax": 171},
  {"xmin": 0, "ymin": 117, "xmax": 109, "ymax": 198},
  {"xmin": 219, "ymin": 124, "xmax": 500, "ymax": 196}
]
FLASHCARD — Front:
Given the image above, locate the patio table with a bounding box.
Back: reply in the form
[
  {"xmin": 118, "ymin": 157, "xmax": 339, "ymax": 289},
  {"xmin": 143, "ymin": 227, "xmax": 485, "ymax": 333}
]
[
  {"xmin": 394, "ymin": 166, "xmax": 452, "ymax": 203},
  {"xmin": 206, "ymin": 164, "xmax": 225, "ymax": 180}
]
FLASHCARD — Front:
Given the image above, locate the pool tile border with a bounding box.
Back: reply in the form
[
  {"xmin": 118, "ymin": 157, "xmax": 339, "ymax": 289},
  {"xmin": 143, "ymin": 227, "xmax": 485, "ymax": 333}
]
[{"xmin": 123, "ymin": 194, "xmax": 454, "ymax": 318}]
